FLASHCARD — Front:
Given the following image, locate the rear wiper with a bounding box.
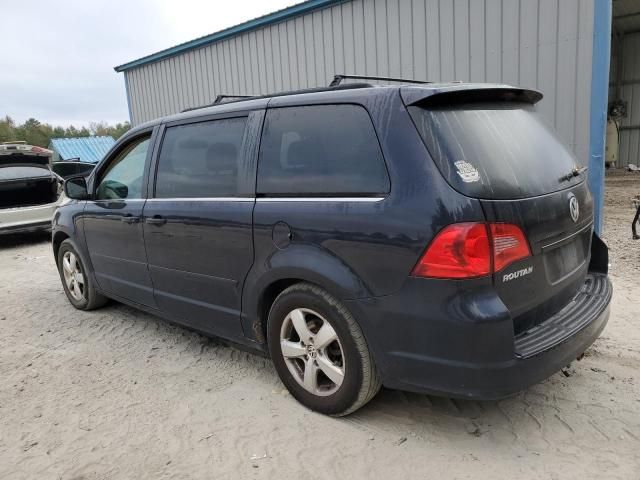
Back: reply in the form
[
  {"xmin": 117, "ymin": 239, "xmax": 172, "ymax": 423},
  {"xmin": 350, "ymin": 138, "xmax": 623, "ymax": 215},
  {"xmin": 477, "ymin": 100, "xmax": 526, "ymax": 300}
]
[{"xmin": 560, "ymin": 166, "xmax": 588, "ymax": 183}]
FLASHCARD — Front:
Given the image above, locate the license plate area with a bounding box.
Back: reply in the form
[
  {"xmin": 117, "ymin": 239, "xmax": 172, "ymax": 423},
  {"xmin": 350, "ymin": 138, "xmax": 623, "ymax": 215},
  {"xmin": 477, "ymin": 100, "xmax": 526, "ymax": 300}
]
[{"xmin": 542, "ymin": 225, "xmax": 591, "ymax": 285}]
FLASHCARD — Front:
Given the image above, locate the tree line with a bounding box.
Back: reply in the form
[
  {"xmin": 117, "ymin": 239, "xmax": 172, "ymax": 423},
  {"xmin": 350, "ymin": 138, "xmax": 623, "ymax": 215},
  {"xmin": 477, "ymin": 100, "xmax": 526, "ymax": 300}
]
[{"xmin": 0, "ymin": 116, "xmax": 131, "ymax": 148}]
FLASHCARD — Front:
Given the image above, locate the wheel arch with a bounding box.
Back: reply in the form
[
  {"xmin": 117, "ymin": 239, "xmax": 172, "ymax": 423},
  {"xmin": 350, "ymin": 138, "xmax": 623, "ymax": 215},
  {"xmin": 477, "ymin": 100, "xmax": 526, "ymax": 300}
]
[
  {"xmin": 254, "ymin": 278, "xmax": 305, "ymax": 345},
  {"xmin": 242, "ymin": 246, "xmax": 373, "ymax": 348},
  {"xmin": 52, "ymin": 231, "xmax": 70, "ymax": 266}
]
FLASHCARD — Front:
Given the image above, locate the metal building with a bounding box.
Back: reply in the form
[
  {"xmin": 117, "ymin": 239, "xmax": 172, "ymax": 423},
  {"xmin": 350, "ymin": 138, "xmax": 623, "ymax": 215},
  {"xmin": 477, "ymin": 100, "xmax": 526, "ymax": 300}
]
[
  {"xmin": 49, "ymin": 136, "xmax": 116, "ymax": 164},
  {"xmin": 114, "ymin": 0, "xmax": 613, "ymax": 231},
  {"xmin": 610, "ymin": 0, "xmax": 640, "ymax": 169}
]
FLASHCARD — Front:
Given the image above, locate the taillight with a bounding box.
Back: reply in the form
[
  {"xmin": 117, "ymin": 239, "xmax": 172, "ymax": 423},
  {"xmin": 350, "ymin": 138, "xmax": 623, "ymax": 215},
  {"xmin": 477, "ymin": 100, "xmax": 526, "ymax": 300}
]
[
  {"xmin": 411, "ymin": 222, "xmax": 530, "ymax": 279},
  {"xmin": 31, "ymin": 146, "xmax": 47, "ymax": 153},
  {"xmin": 411, "ymin": 223, "xmax": 491, "ymax": 278},
  {"xmin": 489, "ymin": 223, "xmax": 531, "ymax": 272}
]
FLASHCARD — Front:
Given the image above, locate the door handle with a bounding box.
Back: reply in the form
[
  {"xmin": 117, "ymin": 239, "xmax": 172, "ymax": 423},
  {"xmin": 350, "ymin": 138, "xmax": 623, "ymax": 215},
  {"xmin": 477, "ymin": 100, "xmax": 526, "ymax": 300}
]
[
  {"xmin": 121, "ymin": 214, "xmax": 140, "ymax": 224},
  {"xmin": 145, "ymin": 216, "xmax": 167, "ymax": 225}
]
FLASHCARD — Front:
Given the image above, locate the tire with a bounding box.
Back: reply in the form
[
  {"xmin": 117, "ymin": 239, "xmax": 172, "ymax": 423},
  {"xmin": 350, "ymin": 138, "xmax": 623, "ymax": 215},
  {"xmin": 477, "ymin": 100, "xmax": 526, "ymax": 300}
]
[
  {"xmin": 57, "ymin": 239, "xmax": 107, "ymax": 311},
  {"xmin": 267, "ymin": 283, "xmax": 381, "ymax": 416}
]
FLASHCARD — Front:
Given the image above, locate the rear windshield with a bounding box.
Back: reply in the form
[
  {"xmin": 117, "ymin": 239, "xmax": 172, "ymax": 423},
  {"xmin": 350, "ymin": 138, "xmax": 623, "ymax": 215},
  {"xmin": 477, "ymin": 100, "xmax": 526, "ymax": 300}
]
[
  {"xmin": 0, "ymin": 153, "xmax": 50, "ymax": 167},
  {"xmin": 408, "ymin": 102, "xmax": 583, "ymax": 199},
  {"xmin": 0, "ymin": 166, "xmax": 53, "ymax": 182}
]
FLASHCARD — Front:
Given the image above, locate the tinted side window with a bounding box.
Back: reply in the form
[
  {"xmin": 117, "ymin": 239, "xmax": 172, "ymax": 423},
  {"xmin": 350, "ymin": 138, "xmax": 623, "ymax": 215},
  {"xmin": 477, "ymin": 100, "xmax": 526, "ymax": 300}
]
[
  {"xmin": 96, "ymin": 135, "xmax": 150, "ymax": 200},
  {"xmin": 155, "ymin": 117, "xmax": 247, "ymax": 198},
  {"xmin": 257, "ymin": 105, "xmax": 389, "ymax": 195}
]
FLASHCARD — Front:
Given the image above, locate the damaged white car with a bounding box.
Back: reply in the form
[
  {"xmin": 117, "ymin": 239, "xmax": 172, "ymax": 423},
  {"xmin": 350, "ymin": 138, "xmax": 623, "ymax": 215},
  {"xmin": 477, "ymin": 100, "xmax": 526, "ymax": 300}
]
[{"xmin": 0, "ymin": 141, "xmax": 64, "ymax": 235}]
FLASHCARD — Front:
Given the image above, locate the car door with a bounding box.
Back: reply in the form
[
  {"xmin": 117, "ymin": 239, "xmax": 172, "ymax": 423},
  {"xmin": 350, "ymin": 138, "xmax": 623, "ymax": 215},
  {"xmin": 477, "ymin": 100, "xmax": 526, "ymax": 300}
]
[
  {"xmin": 83, "ymin": 129, "xmax": 157, "ymax": 307},
  {"xmin": 142, "ymin": 111, "xmax": 262, "ymax": 338}
]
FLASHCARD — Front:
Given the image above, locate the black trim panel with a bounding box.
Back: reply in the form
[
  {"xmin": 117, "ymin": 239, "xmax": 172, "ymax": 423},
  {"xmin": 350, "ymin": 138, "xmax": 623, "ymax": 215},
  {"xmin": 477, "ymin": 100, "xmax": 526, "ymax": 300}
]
[{"xmin": 514, "ymin": 273, "xmax": 612, "ymax": 359}]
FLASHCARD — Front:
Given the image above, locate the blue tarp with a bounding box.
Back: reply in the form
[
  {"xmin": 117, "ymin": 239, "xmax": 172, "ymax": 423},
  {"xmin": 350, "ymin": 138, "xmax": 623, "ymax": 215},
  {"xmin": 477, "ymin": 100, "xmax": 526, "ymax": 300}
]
[{"xmin": 49, "ymin": 136, "xmax": 115, "ymax": 164}]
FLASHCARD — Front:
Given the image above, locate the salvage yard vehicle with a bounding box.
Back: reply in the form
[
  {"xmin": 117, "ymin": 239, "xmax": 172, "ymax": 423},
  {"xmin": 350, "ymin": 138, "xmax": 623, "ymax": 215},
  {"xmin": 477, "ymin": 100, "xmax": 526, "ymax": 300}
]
[
  {"xmin": 52, "ymin": 79, "xmax": 612, "ymax": 416},
  {"xmin": 52, "ymin": 158, "xmax": 96, "ymax": 179},
  {"xmin": 0, "ymin": 141, "xmax": 64, "ymax": 235}
]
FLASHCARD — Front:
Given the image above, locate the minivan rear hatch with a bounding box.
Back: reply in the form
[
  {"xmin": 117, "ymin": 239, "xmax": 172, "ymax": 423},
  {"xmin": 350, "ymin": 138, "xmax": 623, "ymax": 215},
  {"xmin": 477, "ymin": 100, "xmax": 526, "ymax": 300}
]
[
  {"xmin": 404, "ymin": 85, "xmax": 593, "ymax": 334},
  {"xmin": 402, "ymin": 85, "xmax": 583, "ymax": 200}
]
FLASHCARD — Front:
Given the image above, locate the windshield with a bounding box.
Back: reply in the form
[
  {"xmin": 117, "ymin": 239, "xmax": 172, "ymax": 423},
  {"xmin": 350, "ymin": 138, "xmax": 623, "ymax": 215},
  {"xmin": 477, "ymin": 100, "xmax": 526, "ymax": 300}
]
[{"xmin": 408, "ymin": 102, "xmax": 583, "ymax": 199}]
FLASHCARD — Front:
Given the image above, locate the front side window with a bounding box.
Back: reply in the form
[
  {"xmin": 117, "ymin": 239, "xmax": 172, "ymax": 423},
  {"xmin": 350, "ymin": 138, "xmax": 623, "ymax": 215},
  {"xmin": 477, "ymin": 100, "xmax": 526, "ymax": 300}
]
[
  {"xmin": 96, "ymin": 135, "xmax": 150, "ymax": 200},
  {"xmin": 257, "ymin": 105, "xmax": 390, "ymax": 196},
  {"xmin": 154, "ymin": 117, "xmax": 247, "ymax": 198}
]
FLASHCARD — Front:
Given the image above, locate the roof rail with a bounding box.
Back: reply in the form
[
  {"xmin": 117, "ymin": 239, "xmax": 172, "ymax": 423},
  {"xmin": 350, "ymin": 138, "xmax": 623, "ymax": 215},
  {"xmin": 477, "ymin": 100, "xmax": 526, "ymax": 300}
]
[
  {"xmin": 330, "ymin": 74, "xmax": 430, "ymax": 87},
  {"xmin": 181, "ymin": 95, "xmax": 250, "ymax": 112},
  {"xmin": 180, "ymin": 82, "xmax": 373, "ymax": 113},
  {"xmin": 213, "ymin": 94, "xmax": 254, "ymax": 104}
]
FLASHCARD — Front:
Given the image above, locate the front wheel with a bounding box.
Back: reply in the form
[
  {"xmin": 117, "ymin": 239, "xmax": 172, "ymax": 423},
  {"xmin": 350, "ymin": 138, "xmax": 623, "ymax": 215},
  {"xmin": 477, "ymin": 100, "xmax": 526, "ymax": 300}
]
[
  {"xmin": 57, "ymin": 239, "xmax": 107, "ymax": 310},
  {"xmin": 267, "ymin": 283, "xmax": 381, "ymax": 416}
]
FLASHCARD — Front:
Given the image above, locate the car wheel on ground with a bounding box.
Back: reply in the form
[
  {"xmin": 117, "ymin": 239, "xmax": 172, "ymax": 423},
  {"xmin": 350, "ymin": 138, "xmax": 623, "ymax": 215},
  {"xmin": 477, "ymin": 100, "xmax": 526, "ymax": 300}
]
[
  {"xmin": 267, "ymin": 283, "xmax": 381, "ymax": 416},
  {"xmin": 57, "ymin": 239, "xmax": 107, "ymax": 310}
]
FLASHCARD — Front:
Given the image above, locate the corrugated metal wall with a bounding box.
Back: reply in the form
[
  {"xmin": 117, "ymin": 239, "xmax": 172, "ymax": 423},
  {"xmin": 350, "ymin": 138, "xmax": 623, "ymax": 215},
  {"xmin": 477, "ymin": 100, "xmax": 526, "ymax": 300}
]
[
  {"xmin": 125, "ymin": 0, "xmax": 595, "ymax": 163},
  {"xmin": 610, "ymin": 31, "xmax": 640, "ymax": 168}
]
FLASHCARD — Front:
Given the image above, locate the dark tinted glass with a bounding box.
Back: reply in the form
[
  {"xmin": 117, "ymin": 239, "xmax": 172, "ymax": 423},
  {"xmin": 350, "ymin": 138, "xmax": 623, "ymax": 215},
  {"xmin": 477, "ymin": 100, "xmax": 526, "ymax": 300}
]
[
  {"xmin": 155, "ymin": 117, "xmax": 247, "ymax": 198},
  {"xmin": 257, "ymin": 105, "xmax": 389, "ymax": 195},
  {"xmin": 409, "ymin": 102, "xmax": 583, "ymax": 200}
]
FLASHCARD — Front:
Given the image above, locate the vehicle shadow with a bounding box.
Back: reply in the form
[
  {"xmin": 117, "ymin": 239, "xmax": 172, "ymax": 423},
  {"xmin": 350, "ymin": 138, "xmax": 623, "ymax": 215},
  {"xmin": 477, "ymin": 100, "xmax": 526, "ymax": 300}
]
[
  {"xmin": 86, "ymin": 300, "xmax": 627, "ymax": 454},
  {"xmin": 333, "ymin": 363, "xmax": 626, "ymax": 451},
  {"xmin": 349, "ymin": 386, "xmax": 531, "ymax": 440},
  {"xmin": 0, "ymin": 230, "xmax": 51, "ymax": 249}
]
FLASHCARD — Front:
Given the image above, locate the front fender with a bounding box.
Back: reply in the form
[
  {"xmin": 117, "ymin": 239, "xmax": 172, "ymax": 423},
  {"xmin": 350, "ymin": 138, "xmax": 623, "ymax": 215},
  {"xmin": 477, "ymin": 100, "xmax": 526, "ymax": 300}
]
[{"xmin": 52, "ymin": 200, "xmax": 89, "ymax": 266}]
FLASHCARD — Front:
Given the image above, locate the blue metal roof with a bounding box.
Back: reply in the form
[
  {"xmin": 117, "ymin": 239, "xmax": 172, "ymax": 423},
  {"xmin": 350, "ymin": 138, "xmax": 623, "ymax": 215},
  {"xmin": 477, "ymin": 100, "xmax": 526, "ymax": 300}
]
[
  {"xmin": 114, "ymin": 0, "xmax": 344, "ymax": 72},
  {"xmin": 49, "ymin": 136, "xmax": 115, "ymax": 164}
]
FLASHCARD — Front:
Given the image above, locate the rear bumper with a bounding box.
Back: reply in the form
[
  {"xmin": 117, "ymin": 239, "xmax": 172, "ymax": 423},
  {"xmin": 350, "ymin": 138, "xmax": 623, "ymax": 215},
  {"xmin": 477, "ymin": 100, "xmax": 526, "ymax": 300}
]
[
  {"xmin": 347, "ymin": 273, "xmax": 612, "ymax": 400},
  {"xmin": 0, "ymin": 200, "xmax": 61, "ymax": 235}
]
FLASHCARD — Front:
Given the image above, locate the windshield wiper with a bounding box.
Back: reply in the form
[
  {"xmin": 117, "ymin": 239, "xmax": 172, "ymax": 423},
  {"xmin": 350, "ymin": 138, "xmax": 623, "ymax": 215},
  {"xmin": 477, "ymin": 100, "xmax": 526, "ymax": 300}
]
[{"xmin": 560, "ymin": 165, "xmax": 588, "ymax": 183}]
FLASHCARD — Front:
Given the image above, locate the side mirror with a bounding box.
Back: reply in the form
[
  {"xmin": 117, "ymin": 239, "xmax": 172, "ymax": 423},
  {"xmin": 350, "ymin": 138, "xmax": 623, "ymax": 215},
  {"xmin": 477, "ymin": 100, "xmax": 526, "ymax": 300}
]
[{"xmin": 64, "ymin": 176, "xmax": 89, "ymax": 200}]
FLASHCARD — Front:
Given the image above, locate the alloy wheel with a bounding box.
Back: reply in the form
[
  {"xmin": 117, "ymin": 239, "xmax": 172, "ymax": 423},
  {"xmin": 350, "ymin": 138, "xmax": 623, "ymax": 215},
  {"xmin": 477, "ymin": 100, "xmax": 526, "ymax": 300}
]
[
  {"xmin": 279, "ymin": 308, "xmax": 345, "ymax": 396},
  {"xmin": 62, "ymin": 251, "xmax": 85, "ymax": 301}
]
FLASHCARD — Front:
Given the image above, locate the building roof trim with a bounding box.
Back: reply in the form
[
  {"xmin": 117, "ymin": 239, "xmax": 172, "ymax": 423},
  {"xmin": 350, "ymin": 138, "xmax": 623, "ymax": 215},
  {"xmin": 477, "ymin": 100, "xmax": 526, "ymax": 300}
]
[{"xmin": 114, "ymin": 0, "xmax": 344, "ymax": 73}]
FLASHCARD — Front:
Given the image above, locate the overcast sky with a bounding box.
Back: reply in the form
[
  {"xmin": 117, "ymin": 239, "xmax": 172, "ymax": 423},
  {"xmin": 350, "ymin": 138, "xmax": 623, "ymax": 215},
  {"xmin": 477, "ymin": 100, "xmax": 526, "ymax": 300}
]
[{"xmin": 2, "ymin": 0, "xmax": 294, "ymax": 127}]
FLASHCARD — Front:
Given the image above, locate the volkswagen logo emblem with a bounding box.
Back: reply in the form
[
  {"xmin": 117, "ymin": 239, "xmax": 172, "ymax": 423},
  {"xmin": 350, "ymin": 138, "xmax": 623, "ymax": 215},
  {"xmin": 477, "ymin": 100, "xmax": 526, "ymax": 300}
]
[{"xmin": 568, "ymin": 193, "xmax": 579, "ymax": 223}]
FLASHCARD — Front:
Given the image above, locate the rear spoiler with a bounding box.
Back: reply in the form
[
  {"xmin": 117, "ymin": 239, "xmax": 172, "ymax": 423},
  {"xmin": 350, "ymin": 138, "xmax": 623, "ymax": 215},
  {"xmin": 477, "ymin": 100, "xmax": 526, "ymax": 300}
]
[{"xmin": 401, "ymin": 85, "xmax": 543, "ymax": 108}]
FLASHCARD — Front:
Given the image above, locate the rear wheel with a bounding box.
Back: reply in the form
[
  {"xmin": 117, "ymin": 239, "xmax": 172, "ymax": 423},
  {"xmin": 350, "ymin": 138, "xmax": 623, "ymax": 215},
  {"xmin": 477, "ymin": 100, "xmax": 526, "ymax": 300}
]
[
  {"xmin": 57, "ymin": 239, "xmax": 107, "ymax": 310},
  {"xmin": 267, "ymin": 283, "xmax": 381, "ymax": 416}
]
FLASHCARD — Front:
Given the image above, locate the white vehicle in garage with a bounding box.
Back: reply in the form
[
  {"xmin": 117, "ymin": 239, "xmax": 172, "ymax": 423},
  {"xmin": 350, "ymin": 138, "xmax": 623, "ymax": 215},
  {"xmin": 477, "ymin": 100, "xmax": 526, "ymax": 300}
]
[{"xmin": 0, "ymin": 141, "xmax": 64, "ymax": 235}]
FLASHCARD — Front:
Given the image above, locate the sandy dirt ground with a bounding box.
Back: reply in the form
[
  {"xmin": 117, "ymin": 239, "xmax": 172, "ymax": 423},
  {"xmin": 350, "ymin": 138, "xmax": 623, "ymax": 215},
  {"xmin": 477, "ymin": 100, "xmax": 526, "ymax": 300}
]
[{"xmin": 1, "ymin": 174, "xmax": 639, "ymax": 480}]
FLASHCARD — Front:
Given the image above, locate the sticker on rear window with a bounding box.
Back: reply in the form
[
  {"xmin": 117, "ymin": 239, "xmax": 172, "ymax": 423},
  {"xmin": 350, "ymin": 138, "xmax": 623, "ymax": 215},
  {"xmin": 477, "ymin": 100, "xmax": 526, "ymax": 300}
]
[{"xmin": 454, "ymin": 160, "xmax": 480, "ymax": 183}]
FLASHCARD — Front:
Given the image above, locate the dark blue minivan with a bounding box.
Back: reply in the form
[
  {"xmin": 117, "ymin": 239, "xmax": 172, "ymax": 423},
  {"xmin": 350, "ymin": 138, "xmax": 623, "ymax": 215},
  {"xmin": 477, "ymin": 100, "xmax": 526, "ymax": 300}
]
[{"xmin": 53, "ymin": 82, "xmax": 612, "ymax": 415}]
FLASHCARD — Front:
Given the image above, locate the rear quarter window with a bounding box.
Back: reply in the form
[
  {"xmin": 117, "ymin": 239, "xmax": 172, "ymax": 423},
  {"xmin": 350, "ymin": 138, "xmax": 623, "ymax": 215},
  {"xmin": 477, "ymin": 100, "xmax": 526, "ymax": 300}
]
[{"xmin": 257, "ymin": 104, "xmax": 390, "ymax": 196}]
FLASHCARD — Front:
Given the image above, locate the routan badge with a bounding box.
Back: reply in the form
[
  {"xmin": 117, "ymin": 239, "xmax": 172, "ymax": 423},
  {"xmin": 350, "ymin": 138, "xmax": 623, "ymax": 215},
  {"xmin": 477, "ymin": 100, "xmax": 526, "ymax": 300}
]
[{"xmin": 454, "ymin": 160, "xmax": 480, "ymax": 183}]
